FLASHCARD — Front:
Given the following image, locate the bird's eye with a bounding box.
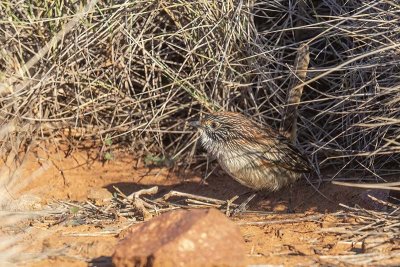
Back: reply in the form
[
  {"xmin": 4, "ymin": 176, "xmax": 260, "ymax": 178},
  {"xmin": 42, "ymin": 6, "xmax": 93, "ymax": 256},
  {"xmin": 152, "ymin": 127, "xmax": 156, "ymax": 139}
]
[{"xmin": 209, "ymin": 121, "xmax": 219, "ymax": 129}]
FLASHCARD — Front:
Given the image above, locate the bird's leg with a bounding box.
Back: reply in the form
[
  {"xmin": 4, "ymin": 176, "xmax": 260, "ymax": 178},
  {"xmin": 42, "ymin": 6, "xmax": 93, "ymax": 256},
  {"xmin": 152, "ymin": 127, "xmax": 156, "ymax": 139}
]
[
  {"xmin": 287, "ymin": 184, "xmax": 295, "ymax": 213},
  {"xmin": 233, "ymin": 193, "xmax": 257, "ymax": 215},
  {"xmin": 238, "ymin": 190, "xmax": 254, "ymax": 197},
  {"xmin": 201, "ymin": 157, "xmax": 218, "ymax": 185}
]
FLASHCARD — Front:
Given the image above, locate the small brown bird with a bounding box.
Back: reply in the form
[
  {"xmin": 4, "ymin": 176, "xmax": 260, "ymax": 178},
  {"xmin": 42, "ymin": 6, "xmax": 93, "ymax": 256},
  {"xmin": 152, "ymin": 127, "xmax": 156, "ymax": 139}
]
[
  {"xmin": 192, "ymin": 44, "xmax": 311, "ymax": 211},
  {"xmin": 191, "ymin": 111, "xmax": 311, "ymax": 192}
]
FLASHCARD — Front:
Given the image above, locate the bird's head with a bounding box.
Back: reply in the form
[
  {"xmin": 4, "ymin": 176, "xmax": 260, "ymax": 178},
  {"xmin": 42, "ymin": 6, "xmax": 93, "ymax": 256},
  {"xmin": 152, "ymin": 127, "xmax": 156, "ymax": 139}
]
[{"xmin": 190, "ymin": 112, "xmax": 256, "ymax": 147}]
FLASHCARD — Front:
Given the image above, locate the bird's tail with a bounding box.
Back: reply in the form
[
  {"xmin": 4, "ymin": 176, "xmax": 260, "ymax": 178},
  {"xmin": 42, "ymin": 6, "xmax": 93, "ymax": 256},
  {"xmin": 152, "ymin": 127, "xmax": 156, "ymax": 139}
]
[{"xmin": 280, "ymin": 43, "xmax": 310, "ymax": 143}]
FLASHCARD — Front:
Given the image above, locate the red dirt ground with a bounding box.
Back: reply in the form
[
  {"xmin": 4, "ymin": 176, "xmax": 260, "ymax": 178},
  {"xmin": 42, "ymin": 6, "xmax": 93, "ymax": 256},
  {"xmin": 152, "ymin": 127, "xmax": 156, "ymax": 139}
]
[{"xmin": 1, "ymin": 144, "xmax": 398, "ymax": 266}]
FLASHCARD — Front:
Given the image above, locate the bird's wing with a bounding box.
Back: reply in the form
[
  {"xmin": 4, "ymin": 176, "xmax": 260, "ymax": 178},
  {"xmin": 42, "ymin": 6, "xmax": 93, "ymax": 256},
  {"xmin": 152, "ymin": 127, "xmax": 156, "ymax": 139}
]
[
  {"xmin": 263, "ymin": 135, "xmax": 311, "ymax": 173},
  {"xmin": 271, "ymin": 137, "xmax": 312, "ymax": 173},
  {"xmin": 238, "ymin": 130, "xmax": 312, "ymax": 173}
]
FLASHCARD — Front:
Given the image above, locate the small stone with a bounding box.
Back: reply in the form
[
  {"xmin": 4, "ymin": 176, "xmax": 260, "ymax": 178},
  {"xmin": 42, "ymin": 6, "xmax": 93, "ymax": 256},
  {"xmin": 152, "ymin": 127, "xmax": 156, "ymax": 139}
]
[
  {"xmin": 294, "ymin": 245, "xmax": 316, "ymax": 256},
  {"xmin": 321, "ymin": 214, "xmax": 337, "ymax": 228},
  {"xmin": 330, "ymin": 241, "xmax": 356, "ymax": 255},
  {"xmin": 112, "ymin": 208, "xmax": 246, "ymax": 267},
  {"xmin": 87, "ymin": 187, "xmax": 113, "ymax": 204},
  {"xmin": 362, "ymin": 235, "xmax": 393, "ymax": 253}
]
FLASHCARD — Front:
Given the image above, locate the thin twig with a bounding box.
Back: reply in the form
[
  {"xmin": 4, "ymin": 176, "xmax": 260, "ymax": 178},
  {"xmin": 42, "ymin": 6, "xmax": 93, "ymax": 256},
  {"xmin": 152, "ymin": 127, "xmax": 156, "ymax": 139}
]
[{"xmin": 237, "ymin": 214, "xmax": 324, "ymax": 226}]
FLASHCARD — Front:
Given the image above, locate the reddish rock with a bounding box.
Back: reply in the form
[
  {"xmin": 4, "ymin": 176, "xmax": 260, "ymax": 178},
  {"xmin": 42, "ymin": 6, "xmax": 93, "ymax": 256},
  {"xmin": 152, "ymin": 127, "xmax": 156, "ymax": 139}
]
[{"xmin": 112, "ymin": 208, "xmax": 246, "ymax": 267}]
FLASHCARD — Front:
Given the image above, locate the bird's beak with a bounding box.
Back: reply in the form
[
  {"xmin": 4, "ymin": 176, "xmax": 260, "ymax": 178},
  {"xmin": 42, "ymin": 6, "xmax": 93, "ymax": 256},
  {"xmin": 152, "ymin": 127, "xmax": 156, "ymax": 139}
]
[{"xmin": 189, "ymin": 120, "xmax": 201, "ymax": 128}]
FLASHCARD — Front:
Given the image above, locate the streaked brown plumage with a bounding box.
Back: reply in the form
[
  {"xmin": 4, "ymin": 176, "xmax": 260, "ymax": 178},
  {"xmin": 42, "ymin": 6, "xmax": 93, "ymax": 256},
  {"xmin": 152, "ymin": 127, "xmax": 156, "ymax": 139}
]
[{"xmin": 192, "ymin": 111, "xmax": 311, "ymax": 191}]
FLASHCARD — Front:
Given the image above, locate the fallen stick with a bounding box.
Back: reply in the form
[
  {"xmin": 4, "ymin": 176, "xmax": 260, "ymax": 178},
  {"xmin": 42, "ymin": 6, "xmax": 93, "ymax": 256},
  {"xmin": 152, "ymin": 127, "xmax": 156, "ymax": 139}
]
[
  {"xmin": 162, "ymin": 190, "xmax": 227, "ymax": 205},
  {"xmin": 127, "ymin": 186, "xmax": 159, "ymax": 200},
  {"xmin": 237, "ymin": 214, "xmax": 324, "ymax": 226},
  {"xmin": 332, "ymin": 181, "xmax": 400, "ymax": 191}
]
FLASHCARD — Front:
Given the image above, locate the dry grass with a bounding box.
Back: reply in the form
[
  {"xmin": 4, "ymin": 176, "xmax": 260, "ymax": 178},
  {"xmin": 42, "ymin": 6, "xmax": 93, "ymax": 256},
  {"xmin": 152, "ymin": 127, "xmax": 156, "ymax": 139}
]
[{"xmin": 1, "ymin": 0, "xmax": 400, "ymax": 181}]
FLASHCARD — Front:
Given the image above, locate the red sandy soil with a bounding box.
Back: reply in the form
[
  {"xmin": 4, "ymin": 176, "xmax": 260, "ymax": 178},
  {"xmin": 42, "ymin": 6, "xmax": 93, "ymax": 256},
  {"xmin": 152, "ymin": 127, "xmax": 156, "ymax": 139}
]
[{"xmin": 1, "ymin": 144, "xmax": 398, "ymax": 266}]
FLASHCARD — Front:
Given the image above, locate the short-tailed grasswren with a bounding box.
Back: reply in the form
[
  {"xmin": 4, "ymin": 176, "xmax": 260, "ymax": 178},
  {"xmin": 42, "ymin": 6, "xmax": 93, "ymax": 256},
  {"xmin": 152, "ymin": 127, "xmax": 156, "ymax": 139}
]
[{"xmin": 191, "ymin": 111, "xmax": 311, "ymax": 192}]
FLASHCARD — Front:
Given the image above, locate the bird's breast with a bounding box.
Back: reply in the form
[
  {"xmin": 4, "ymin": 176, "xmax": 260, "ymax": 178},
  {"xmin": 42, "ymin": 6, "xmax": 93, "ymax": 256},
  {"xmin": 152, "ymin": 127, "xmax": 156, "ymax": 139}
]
[{"xmin": 216, "ymin": 149, "xmax": 301, "ymax": 191}]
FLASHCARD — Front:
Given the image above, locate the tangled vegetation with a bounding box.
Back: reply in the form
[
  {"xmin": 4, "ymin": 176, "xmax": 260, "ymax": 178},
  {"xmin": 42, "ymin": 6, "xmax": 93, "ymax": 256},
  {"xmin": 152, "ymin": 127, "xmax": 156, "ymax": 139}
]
[{"xmin": 1, "ymin": 0, "xmax": 400, "ymax": 180}]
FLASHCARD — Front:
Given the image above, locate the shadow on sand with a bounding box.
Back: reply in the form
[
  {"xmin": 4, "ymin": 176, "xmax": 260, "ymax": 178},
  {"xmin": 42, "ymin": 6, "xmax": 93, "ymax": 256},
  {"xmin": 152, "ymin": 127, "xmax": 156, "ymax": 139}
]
[{"xmin": 104, "ymin": 169, "xmax": 369, "ymax": 214}]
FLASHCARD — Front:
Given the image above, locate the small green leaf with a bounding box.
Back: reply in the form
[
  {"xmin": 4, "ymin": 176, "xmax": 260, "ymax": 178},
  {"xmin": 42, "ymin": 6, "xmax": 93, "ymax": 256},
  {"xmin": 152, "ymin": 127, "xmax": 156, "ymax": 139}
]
[
  {"xmin": 144, "ymin": 154, "xmax": 174, "ymax": 167},
  {"xmin": 105, "ymin": 137, "xmax": 113, "ymax": 146},
  {"xmin": 104, "ymin": 152, "xmax": 113, "ymax": 160},
  {"xmin": 70, "ymin": 207, "xmax": 79, "ymax": 214}
]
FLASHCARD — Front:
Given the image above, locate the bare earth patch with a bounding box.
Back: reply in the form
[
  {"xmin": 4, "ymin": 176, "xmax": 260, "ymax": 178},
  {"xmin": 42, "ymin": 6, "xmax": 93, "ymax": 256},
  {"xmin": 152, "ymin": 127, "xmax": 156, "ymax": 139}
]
[{"xmin": 2, "ymin": 145, "xmax": 399, "ymax": 266}]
